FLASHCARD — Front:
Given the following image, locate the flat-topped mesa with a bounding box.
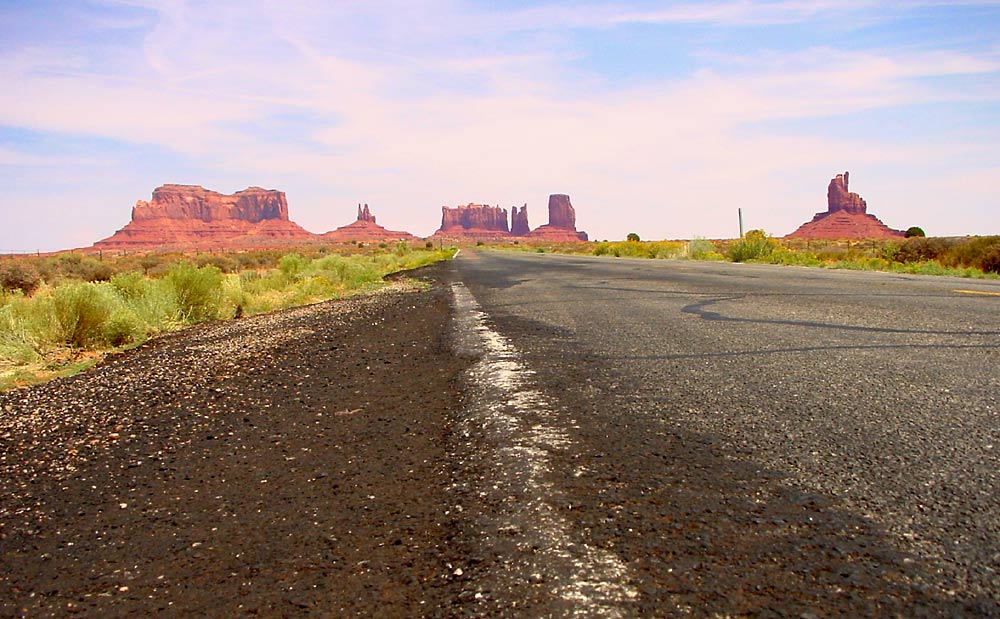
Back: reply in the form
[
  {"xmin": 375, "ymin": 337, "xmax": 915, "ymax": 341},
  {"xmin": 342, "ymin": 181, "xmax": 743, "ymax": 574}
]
[
  {"xmin": 527, "ymin": 194, "xmax": 589, "ymax": 241},
  {"xmin": 131, "ymin": 184, "xmax": 290, "ymax": 223},
  {"xmin": 785, "ymin": 171, "xmax": 903, "ymax": 239},
  {"xmin": 511, "ymin": 204, "xmax": 530, "ymax": 236},
  {"xmin": 322, "ymin": 204, "xmax": 415, "ymax": 241},
  {"xmin": 436, "ymin": 204, "xmax": 510, "ymax": 236},
  {"xmin": 827, "ymin": 171, "xmax": 867, "ymax": 215},
  {"xmin": 94, "ymin": 184, "xmax": 313, "ymax": 250}
]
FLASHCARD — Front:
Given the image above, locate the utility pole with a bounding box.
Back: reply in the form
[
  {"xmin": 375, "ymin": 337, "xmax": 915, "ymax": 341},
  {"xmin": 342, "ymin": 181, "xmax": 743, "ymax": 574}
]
[{"xmin": 738, "ymin": 208, "xmax": 744, "ymax": 239}]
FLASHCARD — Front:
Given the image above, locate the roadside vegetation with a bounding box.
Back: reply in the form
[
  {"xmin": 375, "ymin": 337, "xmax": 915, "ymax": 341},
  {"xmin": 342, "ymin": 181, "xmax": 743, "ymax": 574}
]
[
  {"xmin": 720, "ymin": 231, "xmax": 1000, "ymax": 277},
  {"xmin": 485, "ymin": 234, "xmax": 1000, "ymax": 278},
  {"xmin": 0, "ymin": 243, "xmax": 455, "ymax": 389}
]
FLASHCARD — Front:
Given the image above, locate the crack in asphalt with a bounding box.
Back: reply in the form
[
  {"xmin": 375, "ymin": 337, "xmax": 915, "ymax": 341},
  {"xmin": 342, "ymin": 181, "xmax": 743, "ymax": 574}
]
[{"xmin": 681, "ymin": 295, "xmax": 1000, "ymax": 336}]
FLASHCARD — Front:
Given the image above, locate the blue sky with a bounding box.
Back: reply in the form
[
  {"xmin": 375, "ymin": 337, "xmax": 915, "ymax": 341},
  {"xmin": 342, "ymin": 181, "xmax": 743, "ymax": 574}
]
[{"xmin": 1, "ymin": 0, "xmax": 998, "ymax": 251}]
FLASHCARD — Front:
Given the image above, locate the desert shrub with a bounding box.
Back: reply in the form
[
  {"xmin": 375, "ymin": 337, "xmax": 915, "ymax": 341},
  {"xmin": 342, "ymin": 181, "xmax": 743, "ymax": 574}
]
[
  {"xmin": 137, "ymin": 254, "xmax": 166, "ymax": 274},
  {"xmin": 165, "ymin": 263, "xmax": 223, "ymax": 322},
  {"xmin": 684, "ymin": 238, "xmax": 719, "ymax": 260},
  {"xmin": 395, "ymin": 241, "xmax": 411, "ymax": 256},
  {"xmin": 129, "ymin": 278, "xmax": 180, "ymax": 330},
  {"xmin": 626, "ymin": 232, "xmax": 640, "ymax": 242},
  {"xmin": 336, "ymin": 258, "xmax": 380, "ymax": 287},
  {"xmin": 196, "ymin": 253, "xmax": 240, "ymax": 273},
  {"xmin": 221, "ymin": 276, "xmax": 249, "ymax": 318},
  {"xmin": 728, "ymin": 230, "xmax": 776, "ymax": 262},
  {"xmin": 53, "ymin": 282, "xmax": 117, "ymax": 347},
  {"xmin": 1, "ymin": 293, "xmax": 61, "ymax": 350},
  {"xmin": 425, "ymin": 241, "xmax": 434, "ymax": 249},
  {"xmin": 278, "ymin": 253, "xmax": 309, "ymax": 281},
  {"xmin": 0, "ymin": 260, "xmax": 42, "ymax": 295},
  {"xmin": 55, "ymin": 253, "xmax": 113, "ymax": 282},
  {"xmin": 110, "ymin": 271, "xmax": 149, "ymax": 299},
  {"xmin": 82, "ymin": 260, "xmax": 114, "ymax": 282},
  {"xmin": 235, "ymin": 252, "xmax": 265, "ymax": 270},
  {"xmin": 593, "ymin": 240, "xmax": 681, "ymax": 259},
  {"xmin": 980, "ymin": 245, "xmax": 1000, "ymax": 274},
  {"xmin": 650, "ymin": 241, "xmax": 684, "ymax": 259},
  {"xmin": 945, "ymin": 236, "xmax": 1000, "ymax": 270},
  {"xmin": 892, "ymin": 237, "xmax": 953, "ymax": 263},
  {"xmin": 905, "ymin": 226, "xmax": 926, "ymax": 238},
  {"xmin": 767, "ymin": 246, "xmax": 823, "ymax": 267},
  {"xmin": 102, "ymin": 306, "xmax": 147, "ymax": 347}
]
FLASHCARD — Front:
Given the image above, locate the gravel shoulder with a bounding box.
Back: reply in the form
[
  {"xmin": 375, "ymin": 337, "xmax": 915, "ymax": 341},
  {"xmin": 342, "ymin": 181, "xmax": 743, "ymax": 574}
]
[{"xmin": 0, "ymin": 275, "xmax": 470, "ymax": 618}]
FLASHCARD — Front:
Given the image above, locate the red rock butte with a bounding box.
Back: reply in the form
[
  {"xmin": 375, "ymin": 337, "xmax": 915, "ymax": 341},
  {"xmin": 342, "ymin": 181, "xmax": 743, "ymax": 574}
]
[
  {"xmin": 785, "ymin": 172, "xmax": 903, "ymax": 240},
  {"xmin": 321, "ymin": 204, "xmax": 416, "ymax": 242},
  {"xmin": 433, "ymin": 194, "xmax": 588, "ymax": 241},
  {"xmin": 94, "ymin": 185, "xmax": 313, "ymax": 250},
  {"xmin": 434, "ymin": 203, "xmax": 511, "ymax": 239},
  {"xmin": 526, "ymin": 194, "xmax": 589, "ymax": 242}
]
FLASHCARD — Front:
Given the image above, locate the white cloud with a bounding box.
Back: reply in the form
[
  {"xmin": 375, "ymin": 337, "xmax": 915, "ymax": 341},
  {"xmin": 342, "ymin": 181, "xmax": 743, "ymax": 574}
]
[{"xmin": 1, "ymin": 0, "xmax": 998, "ymax": 249}]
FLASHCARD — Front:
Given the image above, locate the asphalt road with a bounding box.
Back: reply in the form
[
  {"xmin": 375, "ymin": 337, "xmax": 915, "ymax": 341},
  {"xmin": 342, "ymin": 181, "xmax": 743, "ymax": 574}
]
[{"xmin": 447, "ymin": 250, "xmax": 999, "ymax": 617}]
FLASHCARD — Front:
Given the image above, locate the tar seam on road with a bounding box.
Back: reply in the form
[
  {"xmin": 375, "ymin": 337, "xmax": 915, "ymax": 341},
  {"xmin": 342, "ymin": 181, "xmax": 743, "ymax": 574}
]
[{"xmin": 449, "ymin": 282, "xmax": 638, "ymax": 618}]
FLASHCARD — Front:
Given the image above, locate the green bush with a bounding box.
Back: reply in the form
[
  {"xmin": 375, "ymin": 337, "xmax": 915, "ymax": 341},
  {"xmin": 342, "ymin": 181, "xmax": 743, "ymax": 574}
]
[
  {"xmin": 53, "ymin": 282, "xmax": 116, "ymax": 347},
  {"xmin": 905, "ymin": 226, "xmax": 926, "ymax": 238},
  {"xmin": 0, "ymin": 260, "xmax": 42, "ymax": 295},
  {"xmin": 626, "ymin": 232, "xmax": 640, "ymax": 242},
  {"xmin": 165, "ymin": 263, "xmax": 223, "ymax": 322},
  {"xmin": 278, "ymin": 253, "xmax": 309, "ymax": 281},
  {"xmin": 728, "ymin": 230, "xmax": 776, "ymax": 262},
  {"xmin": 110, "ymin": 271, "xmax": 149, "ymax": 299},
  {"xmin": 685, "ymin": 238, "xmax": 720, "ymax": 260},
  {"xmin": 102, "ymin": 306, "xmax": 147, "ymax": 347}
]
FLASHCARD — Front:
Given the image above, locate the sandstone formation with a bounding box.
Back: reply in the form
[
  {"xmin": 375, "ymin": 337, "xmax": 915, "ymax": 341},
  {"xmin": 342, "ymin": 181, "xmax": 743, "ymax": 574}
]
[
  {"xmin": 322, "ymin": 204, "xmax": 416, "ymax": 242},
  {"xmin": 434, "ymin": 204, "xmax": 511, "ymax": 238},
  {"xmin": 527, "ymin": 194, "xmax": 589, "ymax": 241},
  {"xmin": 94, "ymin": 185, "xmax": 314, "ymax": 250},
  {"xmin": 827, "ymin": 171, "xmax": 867, "ymax": 215},
  {"xmin": 785, "ymin": 172, "xmax": 903, "ymax": 240},
  {"xmin": 511, "ymin": 205, "xmax": 530, "ymax": 236}
]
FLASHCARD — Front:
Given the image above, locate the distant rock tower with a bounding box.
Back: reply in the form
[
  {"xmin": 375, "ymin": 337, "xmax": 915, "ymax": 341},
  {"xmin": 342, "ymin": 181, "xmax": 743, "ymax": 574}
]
[
  {"xmin": 511, "ymin": 204, "xmax": 530, "ymax": 236},
  {"xmin": 526, "ymin": 194, "xmax": 588, "ymax": 241},
  {"xmin": 357, "ymin": 203, "xmax": 376, "ymax": 223},
  {"xmin": 826, "ymin": 172, "xmax": 867, "ymax": 215}
]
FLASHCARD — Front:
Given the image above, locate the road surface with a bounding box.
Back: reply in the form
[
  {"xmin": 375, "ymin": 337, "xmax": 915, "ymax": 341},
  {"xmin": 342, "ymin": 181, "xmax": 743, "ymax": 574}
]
[{"xmin": 446, "ymin": 251, "xmax": 999, "ymax": 617}]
